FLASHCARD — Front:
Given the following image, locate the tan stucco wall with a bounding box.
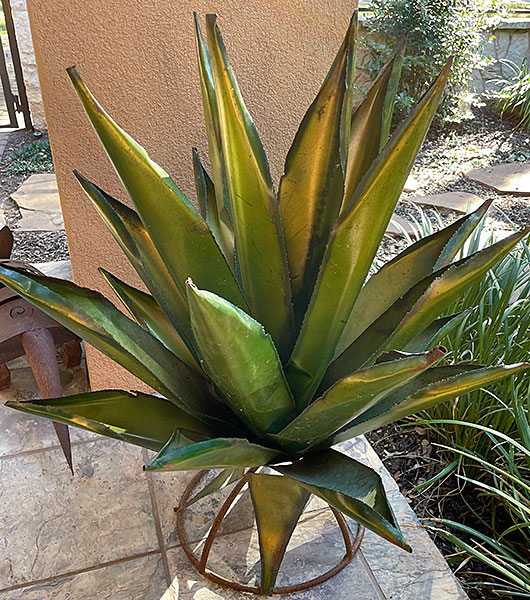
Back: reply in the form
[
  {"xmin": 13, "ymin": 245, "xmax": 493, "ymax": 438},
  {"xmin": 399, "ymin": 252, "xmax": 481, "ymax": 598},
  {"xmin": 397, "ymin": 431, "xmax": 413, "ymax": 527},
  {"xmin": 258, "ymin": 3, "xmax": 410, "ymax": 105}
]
[{"xmin": 26, "ymin": 0, "xmax": 358, "ymax": 391}]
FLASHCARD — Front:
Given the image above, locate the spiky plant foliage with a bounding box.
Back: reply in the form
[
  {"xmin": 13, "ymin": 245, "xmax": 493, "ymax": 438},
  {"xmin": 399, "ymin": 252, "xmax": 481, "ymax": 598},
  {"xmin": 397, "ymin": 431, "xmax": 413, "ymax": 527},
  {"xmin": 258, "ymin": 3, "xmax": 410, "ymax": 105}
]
[{"xmin": 1, "ymin": 13, "xmax": 528, "ymax": 593}]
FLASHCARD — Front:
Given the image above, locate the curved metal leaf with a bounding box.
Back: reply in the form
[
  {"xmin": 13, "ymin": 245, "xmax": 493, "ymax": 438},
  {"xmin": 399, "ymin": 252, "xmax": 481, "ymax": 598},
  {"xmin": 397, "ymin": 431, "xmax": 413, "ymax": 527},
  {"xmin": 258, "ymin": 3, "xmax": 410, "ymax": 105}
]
[
  {"xmin": 145, "ymin": 435, "xmax": 283, "ymax": 471},
  {"xmin": 335, "ymin": 199, "xmax": 492, "ymax": 357},
  {"xmin": 331, "ymin": 363, "xmax": 530, "ymax": 443},
  {"xmin": 0, "ymin": 263, "xmax": 223, "ymax": 422},
  {"xmin": 275, "ymin": 449, "xmax": 410, "ymax": 551},
  {"xmin": 402, "ymin": 310, "xmax": 472, "ymax": 353},
  {"xmin": 286, "ymin": 60, "xmax": 453, "ymax": 409},
  {"xmin": 279, "ymin": 15, "xmax": 357, "ymax": 323},
  {"xmin": 326, "ymin": 229, "xmax": 529, "ymax": 386},
  {"xmin": 204, "ymin": 15, "xmax": 294, "ymax": 358},
  {"xmin": 68, "ymin": 68, "xmax": 247, "ymax": 311},
  {"xmin": 75, "ymin": 171, "xmax": 194, "ymax": 348},
  {"xmin": 100, "ymin": 269, "xmax": 199, "ymax": 370},
  {"xmin": 248, "ymin": 473, "xmax": 310, "ymax": 594},
  {"xmin": 187, "ymin": 281, "xmax": 294, "ymax": 435},
  {"xmin": 192, "ymin": 147, "xmax": 234, "ymax": 268},
  {"xmin": 6, "ymin": 390, "xmax": 213, "ymax": 451},
  {"xmin": 343, "ymin": 44, "xmax": 402, "ymax": 207},
  {"xmin": 270, "ymin": 346, "xmax": 445, "ymax": 452}
]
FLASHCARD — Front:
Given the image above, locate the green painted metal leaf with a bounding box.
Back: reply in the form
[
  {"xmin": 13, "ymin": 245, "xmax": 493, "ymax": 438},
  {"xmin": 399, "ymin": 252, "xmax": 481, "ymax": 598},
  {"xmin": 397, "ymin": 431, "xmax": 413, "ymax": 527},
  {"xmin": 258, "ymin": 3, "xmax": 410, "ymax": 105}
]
[
  {"xmin": 145, "ymin": 435, "xmax": 283, "ymax": 471},
  {"xmin": 269, "ymin": 346, "xmax": 445, "ymax": 453},
  {"xmin": 194, "ymin": 15, "xmax": 232, "ymax": 224},
  {"xmin": 335, "ymin": 199, "xmax": 492, "ymax": 357},
  {"xmin": 279, "ymin": 15, "xmax": 357, "ymax": 323},
  {"xmin": 286, "ymin": 60, "xmax": 453, "ymax": 409},
  {"xmin": 6, "ymin": 390, "xmax": 213, "ymax": 451},
  {"xmin": 326, "ymin": 229, "xmax": 529, "ymax": 386},
  {"xmin": 248, "ymin": 473, "xmax": 310, "ymax": 594},
  {"xmin": 99, "ymin": 269, "xmax": 199, "ymax": 370},
  {"xmin": 331, "ymin": 363, "xmax": 530, "ymax": 443},
  {"xmin": 0, "ymin": 263, "xmax": 223, "ymax": 423},
  {"xmin": 343, "ymin": 45, "xmax": 402, "ymax": 207},
  {"xmin": 379, "ymin": 41, "xmax": 405, "ymax": 150},
  {"xmin": 275, "ymin": 449, "xmax": 410, "ymax": 551},
  {"xmin": 204, "ymin": 15, "xmax": 294, "ymax": 358},
  {"xmin": 187, "ymin": 281, "xmax": 294, "ymax": 435},
  {"xmin": 75, "ymin": 171, "xmax": 194, "ymax": 349},
  {"xmin": 68, "ymin": 68, "xmax": 247, "ymax": 312},
  {"xmin": 192, "ymin": 148, "xmax": 234, "ymax": 268}
]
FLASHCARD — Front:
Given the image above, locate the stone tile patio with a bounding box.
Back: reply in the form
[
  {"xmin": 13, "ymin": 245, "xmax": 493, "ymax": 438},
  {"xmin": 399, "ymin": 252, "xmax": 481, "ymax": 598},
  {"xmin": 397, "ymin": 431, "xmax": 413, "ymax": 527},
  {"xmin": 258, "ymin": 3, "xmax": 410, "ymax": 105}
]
[{"xmin": 0, "ymin": 325, "xmax": 468, "ymax": 599}]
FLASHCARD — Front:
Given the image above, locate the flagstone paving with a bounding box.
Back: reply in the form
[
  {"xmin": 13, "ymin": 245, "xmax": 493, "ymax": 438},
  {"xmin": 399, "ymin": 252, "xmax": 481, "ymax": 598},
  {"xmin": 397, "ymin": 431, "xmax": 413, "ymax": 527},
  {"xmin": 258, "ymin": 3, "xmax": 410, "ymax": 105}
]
[
  {"xmin": 10, "ymin": 173, "xmax": 63, "ymax": 231},
  {"xmin": 467, "ymin": 161, "xmax": 530, "ymax": 195},
  {"xmin": 408, "ymin": 192, "xmax": 483, "ymax": 214},
  {"xmin": 0, "ymin": 295, "xmax": 468, "ymax": 599}
]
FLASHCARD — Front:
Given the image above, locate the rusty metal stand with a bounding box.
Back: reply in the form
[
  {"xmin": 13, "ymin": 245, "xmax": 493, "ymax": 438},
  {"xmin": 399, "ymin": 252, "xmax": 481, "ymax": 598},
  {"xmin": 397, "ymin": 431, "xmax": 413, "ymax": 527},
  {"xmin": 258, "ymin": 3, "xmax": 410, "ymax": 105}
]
[
  {"xmin": 176, "ymin": 470, "xmax": 364, "ymax": 595},
  {"xmin": 0, "ymin": 226, "xmax": 81, "ymax": 472}
]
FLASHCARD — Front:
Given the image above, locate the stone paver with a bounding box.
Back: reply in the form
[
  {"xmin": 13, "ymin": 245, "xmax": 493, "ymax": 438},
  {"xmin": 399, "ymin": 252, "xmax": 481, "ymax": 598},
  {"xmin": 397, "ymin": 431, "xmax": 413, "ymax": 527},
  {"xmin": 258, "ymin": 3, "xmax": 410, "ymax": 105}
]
[
  {"xmin": 0, "ymin": 312, "xmax": 468, "ymax": 599},
  {"xmin": 467, "ymin": 161, "xmax": 530, "ymax": 195},
  {"xmin": 403, "ymin": 174, "xmax": 420, "ymax": 193},
  {"xmin": 11, "ymin": 173, "xmax": 64, "ymax": 231},
  {"xmin": 409, "ymin": 191, "xmax": 483, "ymax": 214},
  {"xmin": 386, "ymin": 214, "xmax": 416, "ymax": 237}
]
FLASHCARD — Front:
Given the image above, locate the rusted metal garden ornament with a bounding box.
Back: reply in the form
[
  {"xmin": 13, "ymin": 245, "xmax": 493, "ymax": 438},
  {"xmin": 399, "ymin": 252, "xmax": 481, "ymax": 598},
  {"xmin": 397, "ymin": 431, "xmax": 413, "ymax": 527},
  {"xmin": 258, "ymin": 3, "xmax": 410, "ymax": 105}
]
[{"xmin": 0, "ymin": 223, "xmax": 81, "ymax": 472}]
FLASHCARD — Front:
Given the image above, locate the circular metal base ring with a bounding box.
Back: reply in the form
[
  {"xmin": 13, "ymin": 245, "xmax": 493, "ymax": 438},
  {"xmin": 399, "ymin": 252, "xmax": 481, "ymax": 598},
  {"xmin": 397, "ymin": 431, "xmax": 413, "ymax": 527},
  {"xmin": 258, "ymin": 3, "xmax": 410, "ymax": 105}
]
[{"xmin": 176, "ymin": 469, "xmax": 365, "ymax": 595}]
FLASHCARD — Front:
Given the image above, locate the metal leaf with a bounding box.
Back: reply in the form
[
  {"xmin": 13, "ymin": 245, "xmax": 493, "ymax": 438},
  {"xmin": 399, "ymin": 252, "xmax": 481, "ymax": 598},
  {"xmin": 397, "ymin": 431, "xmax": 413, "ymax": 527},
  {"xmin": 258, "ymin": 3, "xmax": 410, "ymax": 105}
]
[
  {"xmin": 6, "ymin": 390, "xmax": 214, "ymax": 451},
  {"xmin": 331, "ymin": 363, "xmax": 530, "ymax": 443},
  {"xmin": 270, "ymin": 346, "xmax": 445, "ymax": 452},
  {"xmin": 326, "ymin": 229, "xmax": 529, "ymax": 386},
  {"xmin": 286, "ymin": 60, "xmax": 453, "ymax": 409},
  {"xmin": 75, "ymin": 171, "xmax": 194, "ymax": 349},
  {"xmin": 248, "ymin": 473, "xmax": 310, "ymax": 594},
  {"xmin": 275, "ymin": 448, "xmax": 410, "ymax": 551},
  {"xmin": 68, "ymin": 68, "xmax": 247, "ymax": 311},
  {"xmin": 279, "ymin": 14, "xmax": 357, "ymax": 323},
  {"xmin": 100, "ymin": 269, "xmax": 199, "ymax": 370},
  {"xmin": 145, "ymin": 435, "xmax": 283, "ymax": 471},
  {"xmin": 183, "ymin": 468, "xmax": 244, "ymax": 509},
  {"xmin": 192, "ymin": 148, "xmax": 234, "ymax": 268},
  {"xmin": 402, "ymin": 311, "xmax": 472, "ymax": 353},
  {"xmin": 0, "ymin": 263, "xmax": 224, "ymax": 423},
  {"xmin": 187, "ymin": 281, "xmax": 295, "ymax": 435},
  {"xmin": 204, "ymin": 15, "xmax": 294, "ymax": 358},
  {"xmin": 335, "ymin": 199, "xmax": 492, "ymax": 357}
]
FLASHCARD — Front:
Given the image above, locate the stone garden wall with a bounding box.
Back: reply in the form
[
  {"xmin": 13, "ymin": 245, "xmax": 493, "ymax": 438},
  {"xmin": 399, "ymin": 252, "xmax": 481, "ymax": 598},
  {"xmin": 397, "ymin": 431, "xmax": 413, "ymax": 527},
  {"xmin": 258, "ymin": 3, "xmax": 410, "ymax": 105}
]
[{"xmin": 472, "ymin": 18, "xmax": 530, "ymax": 94}]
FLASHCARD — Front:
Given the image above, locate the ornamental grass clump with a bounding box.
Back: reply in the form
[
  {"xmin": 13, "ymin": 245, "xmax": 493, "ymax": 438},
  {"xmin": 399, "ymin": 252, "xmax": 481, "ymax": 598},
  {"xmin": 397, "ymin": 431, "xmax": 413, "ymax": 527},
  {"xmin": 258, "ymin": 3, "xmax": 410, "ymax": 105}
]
[{"xmin": 1, "ymin": 13, "xmax": 528, "ymax": 594}]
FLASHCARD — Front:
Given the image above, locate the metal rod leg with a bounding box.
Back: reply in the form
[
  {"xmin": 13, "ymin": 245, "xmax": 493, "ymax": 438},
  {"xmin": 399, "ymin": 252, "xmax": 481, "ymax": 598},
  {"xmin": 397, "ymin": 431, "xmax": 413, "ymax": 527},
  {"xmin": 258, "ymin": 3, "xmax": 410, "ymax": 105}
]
[{"xmin": 21, "ymin": 328, "xmax": 73, "ymax": 473}]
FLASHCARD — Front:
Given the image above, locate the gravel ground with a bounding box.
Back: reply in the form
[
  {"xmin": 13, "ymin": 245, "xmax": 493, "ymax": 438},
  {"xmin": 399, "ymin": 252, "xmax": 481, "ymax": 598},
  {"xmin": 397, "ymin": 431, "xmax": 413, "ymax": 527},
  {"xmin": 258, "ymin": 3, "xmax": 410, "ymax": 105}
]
[{"xmin": 0, "ymin": 129, "xmax": 69, "ymax": 263}]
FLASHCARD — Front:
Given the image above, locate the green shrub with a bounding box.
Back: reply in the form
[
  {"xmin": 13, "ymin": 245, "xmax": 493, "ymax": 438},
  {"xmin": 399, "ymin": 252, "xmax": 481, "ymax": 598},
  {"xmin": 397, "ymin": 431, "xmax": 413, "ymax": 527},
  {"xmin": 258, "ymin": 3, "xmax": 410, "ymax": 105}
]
[
  {"xmin": 8, "ymin": 139, "xmax": 54, "ymax": 174},
  {"xmin": 362, "ymin": 0, "xmax": 506, "ymax": 121}
]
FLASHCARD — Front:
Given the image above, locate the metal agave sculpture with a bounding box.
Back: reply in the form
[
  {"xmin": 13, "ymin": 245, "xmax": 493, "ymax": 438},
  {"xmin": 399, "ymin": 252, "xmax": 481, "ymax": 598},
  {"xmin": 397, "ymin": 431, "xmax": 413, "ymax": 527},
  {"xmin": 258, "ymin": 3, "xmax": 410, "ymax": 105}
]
[{"xmin": 1, "ymin": 12, "xmax": 528, "ymax": 594}]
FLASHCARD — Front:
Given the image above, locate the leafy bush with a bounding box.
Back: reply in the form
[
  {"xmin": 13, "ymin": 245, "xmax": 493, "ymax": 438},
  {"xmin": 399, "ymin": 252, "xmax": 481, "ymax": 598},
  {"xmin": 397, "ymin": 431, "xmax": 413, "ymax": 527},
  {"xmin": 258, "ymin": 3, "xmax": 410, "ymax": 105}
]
[
  {"xmin": 8, "ymin": 139, "xmax": 54, "ymax": 174},
  {"xmin": 362, "ymin": 0, "xmax": 506, "ymax": 120}
]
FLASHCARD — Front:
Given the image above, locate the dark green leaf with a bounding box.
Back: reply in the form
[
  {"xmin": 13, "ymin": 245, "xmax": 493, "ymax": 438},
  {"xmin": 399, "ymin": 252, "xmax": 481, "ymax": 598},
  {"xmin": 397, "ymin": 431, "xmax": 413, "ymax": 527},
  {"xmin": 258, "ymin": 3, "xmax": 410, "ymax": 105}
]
[
  {"xmin": 145, "ymin": 435, "xmax": 283, "ymax": 471},
  {"xmin": 275, "ymin": 449, "xmax": 410, "ymax": 551},
  {"xmin": 6, "ymin": 390, "xmax": 213, "ymax": 451},
  {"xmin": 249, "ymin": 473, "xmax": 310, "ymax": 594}
]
